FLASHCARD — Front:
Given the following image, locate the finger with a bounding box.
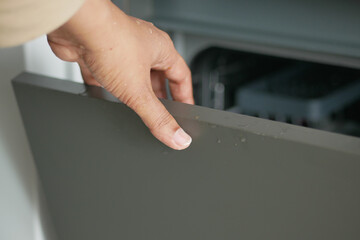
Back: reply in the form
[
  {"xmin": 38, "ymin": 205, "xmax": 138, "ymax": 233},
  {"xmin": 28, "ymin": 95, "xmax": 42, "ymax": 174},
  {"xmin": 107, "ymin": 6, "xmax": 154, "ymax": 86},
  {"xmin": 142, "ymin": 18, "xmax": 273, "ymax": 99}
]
[
  {"xmin": 155, "ymin": 52, "xmax": 194, "ymax": 105},
  {"xmin": 107, "ymin": 77, "xmax": 192, "ymax": 150},
  {"xmin": 150, "ymin": 70, "xmax": 167, "ymax": 99},
  {"xmin": 127, "ymin": 87, "xmax": 192, "ymax": 150},
  {"xmin": 78, "ymin": 61, "xmax": 102, "ymax": 87},
  {"xmin": 166, "ymin": 56, "xmax": 194, "ymax": 104}
]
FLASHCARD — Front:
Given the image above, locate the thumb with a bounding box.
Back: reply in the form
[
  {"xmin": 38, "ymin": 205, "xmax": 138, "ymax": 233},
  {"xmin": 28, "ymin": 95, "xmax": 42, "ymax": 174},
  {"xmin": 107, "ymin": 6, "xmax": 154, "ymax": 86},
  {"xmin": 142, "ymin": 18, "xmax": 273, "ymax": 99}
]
[{"xmin": 113, "ymin": 81, "xmax": 192, "ymax": 150}]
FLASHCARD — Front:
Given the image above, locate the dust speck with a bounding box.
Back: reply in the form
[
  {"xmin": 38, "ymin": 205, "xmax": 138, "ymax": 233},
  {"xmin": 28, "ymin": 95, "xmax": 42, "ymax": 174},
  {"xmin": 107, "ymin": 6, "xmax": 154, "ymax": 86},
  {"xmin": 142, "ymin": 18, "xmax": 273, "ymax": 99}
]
[
  {"xmin": 79, "ymin": 90, "xmax": 87, "ymax": 96},
  {"xmin": 237, "ymin": 123, "xmax": 248, "ymax": 128}
]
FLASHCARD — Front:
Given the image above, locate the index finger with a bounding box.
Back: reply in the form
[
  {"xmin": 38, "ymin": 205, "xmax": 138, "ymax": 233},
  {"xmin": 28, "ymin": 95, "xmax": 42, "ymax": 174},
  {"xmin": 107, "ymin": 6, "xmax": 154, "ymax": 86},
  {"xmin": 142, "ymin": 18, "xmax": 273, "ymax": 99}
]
[
  {"xmin": 164, "ymin": 53, "xmax": 194, "ymax": 105},
  {"xmin": 153, "ymin": 46, "xmax": 194, "ymax": 105}
]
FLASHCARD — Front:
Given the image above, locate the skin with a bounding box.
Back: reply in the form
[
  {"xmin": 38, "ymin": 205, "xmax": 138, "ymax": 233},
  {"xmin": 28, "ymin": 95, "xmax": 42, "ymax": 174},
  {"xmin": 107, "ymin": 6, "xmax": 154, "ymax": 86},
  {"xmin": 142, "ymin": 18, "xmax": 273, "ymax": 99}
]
[{"xmin": 47, "ymin": 0, "xmax": 194, "ymax": 150}]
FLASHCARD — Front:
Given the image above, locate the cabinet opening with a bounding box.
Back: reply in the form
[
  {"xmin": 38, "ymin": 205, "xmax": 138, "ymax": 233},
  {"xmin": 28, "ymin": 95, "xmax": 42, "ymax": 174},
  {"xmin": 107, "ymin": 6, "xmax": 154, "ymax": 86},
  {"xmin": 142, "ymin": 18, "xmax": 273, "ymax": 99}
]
[{"xmin": 191, "ymin": 47, "xmax": 360, "ymax": 137}]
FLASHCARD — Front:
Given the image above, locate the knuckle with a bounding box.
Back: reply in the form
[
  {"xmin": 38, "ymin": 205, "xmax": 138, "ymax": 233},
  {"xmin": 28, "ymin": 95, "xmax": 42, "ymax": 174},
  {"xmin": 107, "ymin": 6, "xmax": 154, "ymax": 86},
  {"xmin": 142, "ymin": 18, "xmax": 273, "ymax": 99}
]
[
  {"xmin": 176, "ymin": 88, "xmax": 187, "ymax": 98},
  {"xmin": 149, "ymin": 110, "xmax": 174, "ymax": 131},
  {"xmin": 103, "ymin": 76, "xmax": 122, "ymax": 96},
  {"xmin": 174, "ymin": 88, "xmax": 190, "ymax": 100},
  {"xmin": 83, "ymin": 53, "xmax": 97, "ymax": 70},
  {"xmin": 160, "ymin": 31, "xmax": 175, "ymax": 52},
  {"xmin": 122, "ymin": 93, "xmax": 144, "ymax": 110},
  {"xmin": 160, "ymin": 30, "xmax": 172, "ymax": 42}
]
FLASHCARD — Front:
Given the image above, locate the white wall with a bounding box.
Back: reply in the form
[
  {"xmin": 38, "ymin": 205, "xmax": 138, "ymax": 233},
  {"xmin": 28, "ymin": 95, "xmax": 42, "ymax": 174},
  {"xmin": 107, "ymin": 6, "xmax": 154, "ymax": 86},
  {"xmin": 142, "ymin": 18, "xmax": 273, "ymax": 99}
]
[
  {"xmin": 0, "ymin": 35, "xmax": 78, "ymax": 240},
  {"xmin": 24, "ymin": 35, "xmax": 83, "ymax": 83},
  {"xmin": 0, "ymin": 45, "xmax": 55, "ymax": 240}
]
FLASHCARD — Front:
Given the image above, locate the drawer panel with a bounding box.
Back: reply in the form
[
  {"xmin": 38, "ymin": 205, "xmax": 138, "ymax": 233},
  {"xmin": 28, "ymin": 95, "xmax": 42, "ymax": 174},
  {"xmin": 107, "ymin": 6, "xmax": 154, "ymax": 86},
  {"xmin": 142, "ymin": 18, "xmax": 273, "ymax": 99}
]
[{"xmin": 13, "ymin": 72, "xmax": 360, "ymax": 240}]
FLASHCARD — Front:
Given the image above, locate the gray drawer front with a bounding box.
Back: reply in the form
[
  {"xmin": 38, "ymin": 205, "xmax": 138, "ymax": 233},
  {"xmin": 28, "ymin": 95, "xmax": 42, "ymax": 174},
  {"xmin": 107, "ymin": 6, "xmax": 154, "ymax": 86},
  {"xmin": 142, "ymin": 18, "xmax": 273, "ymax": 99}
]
[{"xmin": 13, "ymin": 72, "xmax": 360, "ymax": 240}]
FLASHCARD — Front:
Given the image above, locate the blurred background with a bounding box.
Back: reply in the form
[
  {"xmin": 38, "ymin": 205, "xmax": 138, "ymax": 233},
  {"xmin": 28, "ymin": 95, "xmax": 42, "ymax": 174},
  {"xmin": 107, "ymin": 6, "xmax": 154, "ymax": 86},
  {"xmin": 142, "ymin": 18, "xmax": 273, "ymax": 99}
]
[{"xmin": 1, "ymin": 0, "xmax": 359, "ymax": 239}]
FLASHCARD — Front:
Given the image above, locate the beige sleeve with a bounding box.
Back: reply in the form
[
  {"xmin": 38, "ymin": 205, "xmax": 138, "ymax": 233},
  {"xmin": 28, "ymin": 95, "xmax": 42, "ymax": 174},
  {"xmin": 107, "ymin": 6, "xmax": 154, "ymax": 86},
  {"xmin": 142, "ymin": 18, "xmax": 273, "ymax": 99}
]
[{"xmin": 0, "ymin": 0, "xmax": 85, "ymax": 47}]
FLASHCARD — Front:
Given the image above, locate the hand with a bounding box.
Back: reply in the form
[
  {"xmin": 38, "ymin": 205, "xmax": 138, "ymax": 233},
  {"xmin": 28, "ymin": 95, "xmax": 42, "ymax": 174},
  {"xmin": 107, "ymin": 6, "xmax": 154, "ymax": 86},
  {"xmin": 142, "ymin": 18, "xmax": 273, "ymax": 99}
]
[{"xmin": 47, "ymin": 0, "xmax": 194, "ymax": 150}]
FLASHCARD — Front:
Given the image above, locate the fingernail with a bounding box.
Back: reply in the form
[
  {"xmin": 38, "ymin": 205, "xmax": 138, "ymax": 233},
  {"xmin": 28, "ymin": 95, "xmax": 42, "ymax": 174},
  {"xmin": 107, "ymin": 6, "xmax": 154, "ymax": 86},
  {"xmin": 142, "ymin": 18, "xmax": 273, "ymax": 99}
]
[{"xmin": 173, "ymin": 128, "xmax": 192, "ymax": 149}]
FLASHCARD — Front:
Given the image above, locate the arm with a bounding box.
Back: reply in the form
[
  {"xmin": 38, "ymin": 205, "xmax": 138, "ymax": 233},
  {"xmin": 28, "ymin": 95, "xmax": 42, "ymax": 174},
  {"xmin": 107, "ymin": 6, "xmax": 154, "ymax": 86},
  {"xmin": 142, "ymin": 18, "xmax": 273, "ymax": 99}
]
[{"xmin": 0, "ymin": 0, "xmax": 84, "ymax": 47}]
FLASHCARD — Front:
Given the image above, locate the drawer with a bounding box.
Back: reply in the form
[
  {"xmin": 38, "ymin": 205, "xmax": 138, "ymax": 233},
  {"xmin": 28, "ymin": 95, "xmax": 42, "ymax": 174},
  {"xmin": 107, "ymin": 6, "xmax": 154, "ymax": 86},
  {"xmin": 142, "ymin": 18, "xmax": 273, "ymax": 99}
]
[{"xmin": 12, "ymin": 72, "xmax": 360, "ymax": 240}]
